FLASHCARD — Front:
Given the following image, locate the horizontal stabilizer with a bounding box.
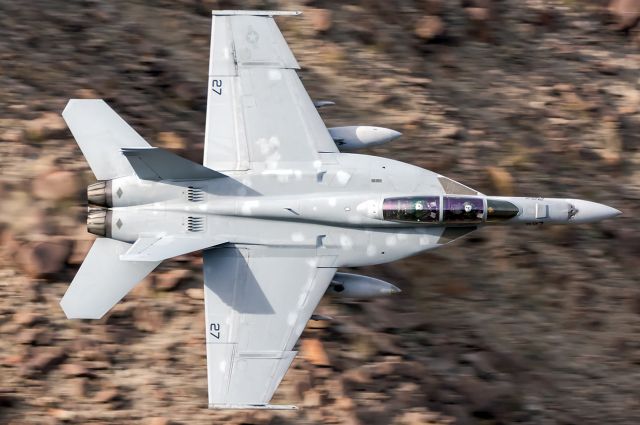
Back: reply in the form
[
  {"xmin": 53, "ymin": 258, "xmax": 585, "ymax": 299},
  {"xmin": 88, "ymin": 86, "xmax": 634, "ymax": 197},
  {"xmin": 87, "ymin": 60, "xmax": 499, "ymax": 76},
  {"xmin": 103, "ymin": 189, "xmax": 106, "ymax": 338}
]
[
  {"xmin": 60, "ymin": 238, "xmax": 160, "ymax": 319},
  {"xmin": 121, "ymin": 234, "xmax": 227, "ymax": 262},
  {"xmin": 122, "ymin": 147, "xmax": 223, "ymax": 181},
  {"xmin": 62, "ymin": 99, "xmax": 151, "ymax": 180}
]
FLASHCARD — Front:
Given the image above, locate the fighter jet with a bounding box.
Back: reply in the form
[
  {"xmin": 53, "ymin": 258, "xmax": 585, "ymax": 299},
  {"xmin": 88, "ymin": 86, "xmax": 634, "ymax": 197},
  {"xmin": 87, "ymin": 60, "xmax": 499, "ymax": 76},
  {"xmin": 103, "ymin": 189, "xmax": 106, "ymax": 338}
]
[{"xmin": 60, "ymin": 10, "xmax": 621, "ymax": 409}]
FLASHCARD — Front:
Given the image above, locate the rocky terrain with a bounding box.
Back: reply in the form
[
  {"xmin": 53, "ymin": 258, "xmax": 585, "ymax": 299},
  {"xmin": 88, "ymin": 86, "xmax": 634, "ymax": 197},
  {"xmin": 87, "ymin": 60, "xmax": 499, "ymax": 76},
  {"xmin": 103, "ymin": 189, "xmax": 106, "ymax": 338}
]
[{"xmin": 1, "ymin": 0, "xmax": 639, "ymax": 424}]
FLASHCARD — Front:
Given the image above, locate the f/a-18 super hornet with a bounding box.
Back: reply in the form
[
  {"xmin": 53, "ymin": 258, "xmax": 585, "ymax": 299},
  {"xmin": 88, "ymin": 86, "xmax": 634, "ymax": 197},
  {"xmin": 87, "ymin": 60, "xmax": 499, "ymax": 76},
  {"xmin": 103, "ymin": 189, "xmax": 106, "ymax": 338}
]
[{"xmin": 60, "ymin": 10, "xmax": 621, "ymax": 409}]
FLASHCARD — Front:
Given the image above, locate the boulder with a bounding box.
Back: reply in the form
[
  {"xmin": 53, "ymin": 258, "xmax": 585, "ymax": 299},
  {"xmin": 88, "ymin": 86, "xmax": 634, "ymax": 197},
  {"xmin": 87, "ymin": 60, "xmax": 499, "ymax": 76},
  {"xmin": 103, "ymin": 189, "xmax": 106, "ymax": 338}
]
[
  {"xmin": 48, "ymin": 408, "xmax": 75, "ymax": 422},
  {"xmin": 61, "ymin": 363, "xmax": 92, "ymax": 378},
  {"xmin": 155, "ymin": 269, "xmax": 191, "ymax": 291},
  {"xmin": 464, "ymin": 2, "xmax": 494, "ymax": 42},
  {"xmin": 16, "ymin": 328, "xmax": 51, "ymax": 346},
  {"xmin": 68, "ymin": 237, "xmax": 95, "ymax": 265},
  {"xmin": 147, "ymin": 418, "xmax": 172, "ymax": 425},
  {"xmin": 1, "ymin": 128, "xmax": 22, "ymax": 143},
  {"xmin": 457, "ymin": 376, "xmax": 520, "ymax": 419},
  {"xmin": 32, "ymin": 170, "xmax": 81, "ymax": 201},
  {"xmin": 69, "ymin": 378, "xmax": 88, "ymax": 398},
  {"xmin": 486, "ymin": 166, "xmax": 514, "ymax": 195},
  {"xmin": 302, "ymin": 389, "xmax": 322, "ymax": 407},
  {"xmin": 465, "ymin": 6, "xmax": 490, "ymax": 22},
  {"xmin": 16, "ymin": 239, "xmax": 73, "ymax": 278},
  {"xmin": 0, "ymin": 388, "xmax": 18, "ymax": 407},
  {"xmin": 20, "ymin": 347, "xmax": 66, "ymax": 377},
  {"xmin": 185, "ymin": 287, "xmax": 204, "ymax": 300},
  {"xmin": 301, "ymin": 338, "xmax": 331, "ymax": 367},
  {"xmin": 609, "ymin": 0, "xmax": 640, "ymax": 31},
  {"xmin": 13, "ymin": 310, "xmax": 40, "ymax": 326},
  {"xmin": 157, "ymin": 131, "xmax": 186, "ymax": 151},
  {"xmin": 419, "ymin": 0, "xmax": 444, "ymax": 15},
  {"xmin": 24, "ymin": 112, "xmax": 68, "ymax": 140},
  {"xmin": 598, "ymin": 116, "xmax": 623, "ymax": 165},
  {"xmin": 307, "ymin": 8, "xmax": 333, "ymax": 33},
  {"xmin": 415, "ymin": 16, "xmax": 445, "ymax": 41},
  {"xmin": 133, "ymin": 305, "xmax": 164, "ymax": 333},
  {"xmin": 437, "ymin": 124, "xmax": 463, "ymax": 139},
  {"xmin": 93, "ymin": 388, "xmax": 119, "ymax": 403},
  {"xmin": 393, "ymin": 408, "xmax": 444, "ymax": 425}
]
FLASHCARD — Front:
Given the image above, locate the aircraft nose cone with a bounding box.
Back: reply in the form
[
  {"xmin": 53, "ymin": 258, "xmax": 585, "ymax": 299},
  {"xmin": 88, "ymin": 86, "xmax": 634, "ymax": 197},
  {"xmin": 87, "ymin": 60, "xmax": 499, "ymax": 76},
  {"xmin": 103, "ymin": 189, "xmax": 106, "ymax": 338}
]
[
  {"xmin": 567, "ymin": 199, "xmax": 622, "ymax": 223},
  {"xmin": 385, "ymin": 129, "xmax": 403, "ymax": 141},
  {"xmin": 385, "ymin": 284, "xmax": 402, "ymax": 294},
  {"xmin": 355, "ymin": 126, "xmax": 402, "ymax": 144}
]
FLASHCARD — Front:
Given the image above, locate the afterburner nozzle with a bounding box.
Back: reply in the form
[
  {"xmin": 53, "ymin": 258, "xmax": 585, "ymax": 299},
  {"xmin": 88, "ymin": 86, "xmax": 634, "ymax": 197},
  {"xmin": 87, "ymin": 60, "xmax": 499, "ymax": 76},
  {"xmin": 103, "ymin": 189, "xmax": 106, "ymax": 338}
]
[
  {"xmin": 87, "ymin": 180, "xmax": 112, "ymax": 207},
  {"xmin": 87, "ymin": 207, "xmax": 112, "ymax": 237}
]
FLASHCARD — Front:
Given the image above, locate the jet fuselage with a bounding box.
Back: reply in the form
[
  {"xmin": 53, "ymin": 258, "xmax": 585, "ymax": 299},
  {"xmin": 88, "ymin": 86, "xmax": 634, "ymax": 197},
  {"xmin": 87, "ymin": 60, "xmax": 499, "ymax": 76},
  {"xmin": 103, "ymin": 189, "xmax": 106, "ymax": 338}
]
[{"xmin": 88, "ymin": 153, "xmax": 619, "ymax": 268}]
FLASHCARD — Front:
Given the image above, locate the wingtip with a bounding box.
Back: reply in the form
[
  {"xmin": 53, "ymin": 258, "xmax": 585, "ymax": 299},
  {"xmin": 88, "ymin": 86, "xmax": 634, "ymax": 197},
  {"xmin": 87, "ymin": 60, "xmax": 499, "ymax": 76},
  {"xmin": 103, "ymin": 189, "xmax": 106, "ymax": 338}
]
[
  {"xmin": 208, "ymin": 403, "xmax": 299, "ymax": 410},
  {"xmin": 62, "ymin": 98, "xmax": 105, "ymax": 117},
  {"xmin": 211, "ymin": 10, "xmax": 302, "ymax": 17},
  {"xmin": 60, "ymin": 296, "xmax": 106, "ymax": 320}
]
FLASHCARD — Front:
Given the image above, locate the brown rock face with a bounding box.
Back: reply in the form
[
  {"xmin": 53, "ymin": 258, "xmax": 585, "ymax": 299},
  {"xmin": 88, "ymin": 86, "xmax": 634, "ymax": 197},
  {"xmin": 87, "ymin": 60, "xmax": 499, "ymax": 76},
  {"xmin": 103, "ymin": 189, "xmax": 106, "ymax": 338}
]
[
  {"xmin": 308, "ymin": 8, "xmax": 333, "ymax": 33},
  {"xmin": 415, "ymin": 16, "xmax": 445, "ymax": 41},
  {"xmin": 1, "ymin": 2, "xmax": 640, "ymax": 423},
  {"xmin": 147, "ymin": 418, "xmax": 172, "ymax": 425},
  {"xmin": 16, "ymin": 240, "xmax": 72, "ymax": 278},
  {"xmin": 486, "ymin": 166, "xmax": 514, "ymax": 195},
  {"xmin": 0, "ymin": 388, "xmax": 17, "ymax": 407},
  {"xmin": 24, "ymin": 112, "xmax": 68, "ymax": 141},
  {"xmin": 48, "ymin": 408, "xmax": 75, "ymax": 421},
  {"xmin": 157, "ymin": 131, "xmax": 186, "ymax": 151},
  {"xmin": 301, "ymin": 338, "xmax": 331, "ymax": 367},
  {"xmin": 420, "ymin": 0, "xmax": 444, "ymax": 15},
  {"xmin": 32, "ymin": 170, "xmax": 80, "ymax": 201},
  {"xmin": 185, "ymin": 287, "xmax": 204, "ymax": 300},
  {"xmin": 68, "ymin": 237, "xmax": 94, "ymax": 265},
  {"xmin": 13, "ymin": 306, "xmax": 38, "ymax": 324},
  {"xmin": 93, "ymin": 388, "xmax": 119, "ymax": 403},
  {"xmin": 155, "ymin": 269, "xmax": 191, "ymax": 291},
  {"xmin": 20, "ymin": 347, "xmax": 66, "ymax": 377},
  {"xmin": 609, "ymin": 0, "xmax": 640, "ymax": 30}
]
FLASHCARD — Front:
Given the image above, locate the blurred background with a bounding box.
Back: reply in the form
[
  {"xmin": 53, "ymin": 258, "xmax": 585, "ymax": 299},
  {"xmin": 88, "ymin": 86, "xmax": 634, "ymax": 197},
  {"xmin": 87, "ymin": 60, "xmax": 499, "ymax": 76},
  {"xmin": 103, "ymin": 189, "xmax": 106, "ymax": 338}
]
[{"xmin": 0, "ymin": 0, "xmax": 639, "ymax": 424}]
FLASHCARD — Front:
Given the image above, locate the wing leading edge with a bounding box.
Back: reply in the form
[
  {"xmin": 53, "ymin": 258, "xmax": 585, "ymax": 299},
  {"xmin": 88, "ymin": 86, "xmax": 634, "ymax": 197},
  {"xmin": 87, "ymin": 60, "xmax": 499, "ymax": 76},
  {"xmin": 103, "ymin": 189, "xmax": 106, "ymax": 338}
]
[{"xmin": 203, "ymin": 246, "xmax": 336, "ymax": 408}]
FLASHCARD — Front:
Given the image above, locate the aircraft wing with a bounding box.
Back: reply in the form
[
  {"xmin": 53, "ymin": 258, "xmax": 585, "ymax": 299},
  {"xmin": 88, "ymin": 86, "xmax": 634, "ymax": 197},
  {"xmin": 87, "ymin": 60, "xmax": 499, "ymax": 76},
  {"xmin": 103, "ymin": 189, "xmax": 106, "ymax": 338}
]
[
  {"xmin": 203, "ymin": 246, "xmax": 337, "ymax": 408},
  {"xmin": 203, "ymin": 10, "xmax": 338, "ymax": 172}
]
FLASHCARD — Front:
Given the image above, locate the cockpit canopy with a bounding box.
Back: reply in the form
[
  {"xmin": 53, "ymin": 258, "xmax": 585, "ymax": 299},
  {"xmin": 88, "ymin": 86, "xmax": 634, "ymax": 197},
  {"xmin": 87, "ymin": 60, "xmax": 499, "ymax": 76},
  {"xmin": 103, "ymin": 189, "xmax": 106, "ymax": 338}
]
[
  {"xmin": 382, "ymin": 196, "xmax": 440, "ymax": 223},
  {"xmin": 382, "ymin": 196, "xmax": 518, "ymax": 224}
]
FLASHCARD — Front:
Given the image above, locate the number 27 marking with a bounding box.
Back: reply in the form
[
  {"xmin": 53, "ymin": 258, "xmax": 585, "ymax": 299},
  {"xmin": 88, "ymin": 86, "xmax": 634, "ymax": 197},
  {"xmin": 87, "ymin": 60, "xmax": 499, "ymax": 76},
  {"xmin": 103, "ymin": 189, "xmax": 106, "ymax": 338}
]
[
  {"xmin": 212, "ymin": 79, "xmax": 223, "ymax": 95},
  {"xmin": 209, "ymin": 323, "xmax": 221, "ymax": 339}
]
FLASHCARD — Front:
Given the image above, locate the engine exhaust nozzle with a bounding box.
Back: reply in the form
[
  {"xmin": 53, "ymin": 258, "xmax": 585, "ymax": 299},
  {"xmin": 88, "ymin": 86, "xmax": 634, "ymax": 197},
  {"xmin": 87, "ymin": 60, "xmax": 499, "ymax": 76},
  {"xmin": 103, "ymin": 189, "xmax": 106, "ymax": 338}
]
[
  {"xmin": 87, "ymin": 180, "xmax": 112, "ymax": 207},
  {"xmin": 87, "ymin": 207, "xmax": 112, "ymax": 237}
]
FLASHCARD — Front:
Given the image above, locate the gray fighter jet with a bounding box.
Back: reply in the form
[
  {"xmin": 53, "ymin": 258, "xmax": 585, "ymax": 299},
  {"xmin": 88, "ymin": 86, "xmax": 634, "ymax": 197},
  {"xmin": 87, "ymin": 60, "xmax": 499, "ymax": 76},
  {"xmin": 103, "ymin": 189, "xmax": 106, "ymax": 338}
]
[{"xmin": 60, "ymin": 10, "xmax": 621, "ymax": 410}]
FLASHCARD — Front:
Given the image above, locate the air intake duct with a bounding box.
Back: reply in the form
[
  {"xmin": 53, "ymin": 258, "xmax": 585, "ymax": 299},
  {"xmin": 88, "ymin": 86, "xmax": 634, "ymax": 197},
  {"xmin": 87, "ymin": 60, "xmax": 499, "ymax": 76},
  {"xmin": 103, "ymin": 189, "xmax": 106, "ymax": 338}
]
[
  {"xmin": 87, "ymin": 207, "xmax": 112, "ymax": 237},
  {"xmin": 87, "ymin": 180, "xmax": 112, "ymax": 207}
]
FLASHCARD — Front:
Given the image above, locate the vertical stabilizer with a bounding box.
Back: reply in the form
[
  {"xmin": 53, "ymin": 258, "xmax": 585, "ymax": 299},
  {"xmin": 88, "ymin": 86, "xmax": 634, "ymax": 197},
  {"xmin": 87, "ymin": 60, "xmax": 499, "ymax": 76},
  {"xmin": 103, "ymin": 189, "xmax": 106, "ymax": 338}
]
[{"xmin": 62, "ymin": 99, "xmax": 151, "ymax": 180}]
